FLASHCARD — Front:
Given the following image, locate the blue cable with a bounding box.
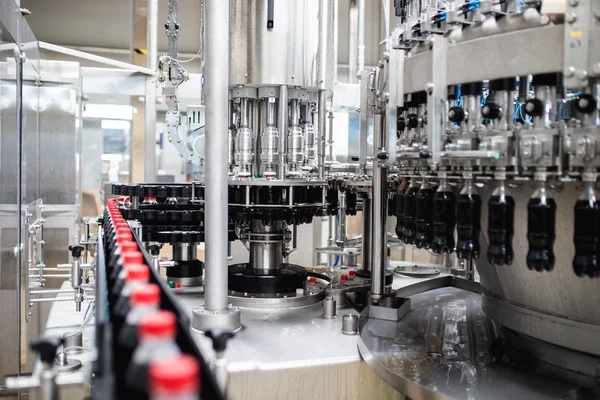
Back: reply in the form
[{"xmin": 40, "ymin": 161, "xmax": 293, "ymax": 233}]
[
  {"xmin": 456, "ymin": 84, "xmax": 463, "ymax": 108},
  {"xmin": 333, "ymin": 255, "xmax": 340, "ymax": 267}
]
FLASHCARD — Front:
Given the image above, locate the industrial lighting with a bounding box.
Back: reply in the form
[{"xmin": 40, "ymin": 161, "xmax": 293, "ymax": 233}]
[
  {"xmin": 100, "ymin": 119, "xmax": 131, "ymax": 130},
  {"xmin": 83, "ymin": 104, "xmax": 134, "ymax": 120}
]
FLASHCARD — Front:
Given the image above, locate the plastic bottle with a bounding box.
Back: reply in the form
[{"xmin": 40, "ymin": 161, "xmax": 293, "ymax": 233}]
[
  {"xmin": 431, "ymin": 180, "xmax": 456, "ymax": 254},
  {"xmin": 401, "ymin": 180, "xmax": 419, "ymax": 244},
  {"xmin": 115, "ymin": 284, "xmax": 161, "ymax": 390},
  {"xmin": 414, "ymin": 180, "xmax": 435, "ymax": 249},
  {"xmin": 110, "ymin": 251, "xmax": 144, "ymax": 299},
  {"xmin": 573, "ymin": 182, "xmax": 600, "ymax": 277},
  {"xmin": 112, "ymin": 264, "xmax": 151, "ymax": 332},
  {"xmin": 149, "ymin": 354, "xmax": 200, "ymax": 400},
  {"xmin": 487, "ymin": 180, "xmax": 515, "ymax": 266},
  {"xmin": 395, "ymin": 180, "xmax": 409, "ymax": 240},
  {"xmin": 526, "ymin": 180, "xmax": 556, "ymax": 271},
  {"xmin": 456, "ymin": 180, "xmax": 482, "ymax": 260},
  {"xmin": 125, "ymin": 311, "xmax": 181, "ymax": 399}
]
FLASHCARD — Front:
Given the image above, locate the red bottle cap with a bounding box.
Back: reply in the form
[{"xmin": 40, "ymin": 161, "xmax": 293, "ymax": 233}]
[
  {"xmin": 349, "ymin": 270, "xmax": 356, "ymax": 276},
  {"xmin": 116, "ymin": 227, "xmax": 131, "ymax": 239},
  {"xmin": 309, "ymin": 277, "xmax": 317, "ymax": 283},
  {"xmin": 149, "ymin": 354, "xmax": 200, "ymax": 396},
  {"xmin": 120, "ymin": 242, "xmax": 138, "ymax": 253},
  {"xmin": 116, "ymin": 235, "xmax": 133, "ymax": 245},
  {"xmin": 341, "ymin": 274, "xmax": 348, "ymax": 280},
  {"xmin": 131, "ymin": 283, "xmax": 160, "ymax": 306},
  {"xmin": 139, "ymin": 310, "xmax": 177, "ymax": 339},
  {"xmin": 122, "ymin": 251, "xmax": 143, "ymax": 265},
  {"xmin": 125, "ymin": 263, "xmax": 149, "ymax": 282}
]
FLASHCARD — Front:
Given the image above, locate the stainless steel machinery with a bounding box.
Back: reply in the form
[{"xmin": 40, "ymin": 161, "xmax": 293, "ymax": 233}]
[{"xmin": 352, "ymin": 0, "xmax": 600, "ymax": 398}]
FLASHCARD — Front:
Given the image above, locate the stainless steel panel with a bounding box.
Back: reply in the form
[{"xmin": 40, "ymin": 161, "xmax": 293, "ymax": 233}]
[
  {"xmin": 229, "ymin": 0, "xmax": 333, "ymax": 90},
  {"xmin": 403, "ymin": 25, "xmax": 564, "ymax": 94}
]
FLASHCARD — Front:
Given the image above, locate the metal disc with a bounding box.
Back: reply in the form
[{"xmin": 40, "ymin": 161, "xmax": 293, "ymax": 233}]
[{"xmin": 394, "ymin": 262, "xmax": 442, "ymax": 278}]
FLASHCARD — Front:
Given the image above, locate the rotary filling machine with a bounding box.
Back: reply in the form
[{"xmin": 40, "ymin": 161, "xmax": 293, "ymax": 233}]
[{"xmin": 12, "ymin": 0, "xmax": 600, "ymax": 399}]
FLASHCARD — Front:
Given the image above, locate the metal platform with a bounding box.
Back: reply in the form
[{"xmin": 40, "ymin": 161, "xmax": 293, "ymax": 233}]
[{"xmin": 358, "ymin": 286, "xmax": 600, "ymax": 400}]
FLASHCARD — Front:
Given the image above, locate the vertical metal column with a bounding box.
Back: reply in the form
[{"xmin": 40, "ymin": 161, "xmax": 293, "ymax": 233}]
[
  {"xmin": 348, "ymin": 0, "xmax": 358, "ymax": 83},
  {"xmin": 192, "ymin": 0, "xmax": 241, "ymax": 332},
  {"xmin": 318, "ymin": 91, "xmax": 327, "ymax": 179},
  {"xmin": 361, "ymin": 195, "xmax": 372, "ymax": 272},
  {"xmin": 317, "ymin": 0, "xmax": 329, "ymax": 179},
  {"xmin": 370, "ymin": 113, "xmax": 387, "ymax": 302},
  {"xmin": 145, "ymin": 0, "xmax": 158, "ymax": 182},
  {"xmin": 358, "ymin": 0, "xmax": 365, "ymax": 72},
  {"xmin": 204, "ymin": 0, "xmax": 229, "ymax": 312}
]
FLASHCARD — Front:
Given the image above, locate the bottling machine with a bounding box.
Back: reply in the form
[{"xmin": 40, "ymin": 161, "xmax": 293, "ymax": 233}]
[{"xmin": 7, "ymin": 0, "xmax": 600, "ymax": 399}]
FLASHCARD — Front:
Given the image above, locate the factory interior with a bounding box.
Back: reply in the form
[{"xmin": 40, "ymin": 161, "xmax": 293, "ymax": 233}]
[{"xmin": 1, "ymin": 0, "xmax": 600, "ymax": 399}]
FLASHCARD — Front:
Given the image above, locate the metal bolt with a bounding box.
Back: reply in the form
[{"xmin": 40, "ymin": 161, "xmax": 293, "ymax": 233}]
[
  {"xmin": 566, "ymin": 12, "xmax": 577, "ymax": 23},
  {"xmin": 426, "ymin": 82, "xmax": 435, "ymax": 94},
  {"xmin": 568, "ymin": 0, "xmax": 578, "ymax": 6},
  {"xmin": 565, "ymin": 66, "xmax": 576, "ymax": 77}
]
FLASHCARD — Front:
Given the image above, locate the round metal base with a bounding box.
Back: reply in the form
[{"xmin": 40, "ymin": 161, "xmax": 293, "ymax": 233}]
[
  {"xmin": 55, "ymin": 353, "xmax": 82, "ymax": 374},
  {"xmin": 169, "ymin": 276, "xmax": 203, "ymax": 287},
  {"xmin": 166, "ymin": 260, "xmax": 203, "ymax": 286},
  {"xmin": 191, "ymin": 304, "xmax": 242, "ymax": 333},
  {"xmin": 354, "ymin": 269, "xmax": 394, "ymax": 286},
  {"xmin": 228, "ymin": 263, "xmax": 307, "ymax": 295},
  {"xmin": 393, "ymin": 262, "xmax": 442, "ymax": 278},
  {"xmin": 228, "ymin": 278, "xmax": 327, "ymax": 309}
]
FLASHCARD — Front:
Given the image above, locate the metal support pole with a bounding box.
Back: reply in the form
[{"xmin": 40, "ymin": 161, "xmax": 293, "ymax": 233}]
[
  {"xmin": 192, "ymin": 0, "xmax": 241, "ymax": 333},
  {"xmin": 361, "ymin": 195, "xmax": 372, "ymax": 272},
  {"xmin": 358, "ymin": 0, "xmax": 365, "ymax": 72},
  {"xmin": 145, "ymin": 0, "xmax": 158, "ymax": 181},
  {"xmin": 277, "ymin": 85, "xmax": 288, "ymax": 179},
  {"xmin": 348, "ymin": 0, "xmax": 358, "ymax": 83},
  {"xmin": 370, "ymin": 113, "xmax": 387, "ymax": 302},
  {"xmin": 317, "ymin": 90, "xmax": 327, "ymax": 179}
]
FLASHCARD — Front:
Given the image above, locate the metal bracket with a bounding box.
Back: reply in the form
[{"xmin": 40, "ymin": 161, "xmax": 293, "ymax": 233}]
[{"xmin": 426, "ymin": 36, "xmax": 448, "ymax": 166}]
